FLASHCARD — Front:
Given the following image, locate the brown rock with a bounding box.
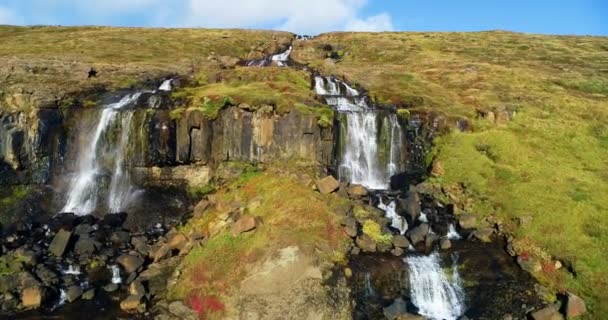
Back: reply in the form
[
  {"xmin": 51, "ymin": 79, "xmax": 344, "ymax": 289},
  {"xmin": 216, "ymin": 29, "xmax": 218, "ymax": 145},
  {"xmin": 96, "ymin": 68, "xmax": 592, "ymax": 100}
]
[
  {"xmin": 120, "ymin": 295, "xmax": 143, "ymax": 312},
  {"xmin": 517, "ymin": 256, "xmax": 542, "ymax": 274},
  {"xmin": 431, "ymin": 160, "xmax": 444, "ymax": 177},
  {"xmin": 315, "ymin": 176, "xmax": 340, "ymax": 194},
  {"xmin": 355, "ymin": 234, "xmax": 377, "ymax": 252},
  {"xmin": 193, "ymin": 199, "xmax": 209, "ymax": 217},
  {"xmin": 231, "ymin": 216, "xmax": 257, "ymax": 236},
  {"xmin": 566, "ymin": 292, "xmax": 587, "ymax": 318},
  {"xmin": 392, "ymin": 235, "xmax": 410, "ymax": 248},
  {"xmin": 390, "ymin": 247, "xmax": 404, "ymax": 257},
  {"xmin": 343, "ymin": 225, "xmax": 357, "ymax": 238},
  {"xmin": 347, "ymin": 184, "xmax": 368, "ymax": 198},
  {"xmin": 440, "ymin": 238, "xmax": 452, "ymax": 250},
  {"xmin": 530, "ymin": 306, "xmax": 563, "ymax": 320},
  {"xmin": 21, "ymin": 287, "xmax": 42, "ymax": 309},
  {"xmin": 167, "ymin": 233, "xmax": 188, "ymax": 251},
  {"xmin": 472, "ymin": 228, "xmax": 494, "ymax": 243},
  {"xmin": 458, "ymin": 214, "xmax": 477, "ymax": 229},
  {"xmin": 49, "ymin": 229, "xmax": 72, "ymax": 257},
  {"xmin": 117, "ymin": 254, "xmax": 144, "ymax": 274},
  {"xmin": 407, "ymin": 223, "xmax": 429, "ymax": 246}
]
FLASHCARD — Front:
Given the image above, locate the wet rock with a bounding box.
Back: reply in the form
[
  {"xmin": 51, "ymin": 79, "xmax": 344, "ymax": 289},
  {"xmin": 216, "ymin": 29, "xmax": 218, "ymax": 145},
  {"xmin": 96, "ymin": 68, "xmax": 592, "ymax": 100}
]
[
  {"xmin": 168, "ymin": 301, "xmax": 198, "ymax": 320},
  {"xmin": 103, "ymin": 283, "xmax": 119, "ymax": 292},
  {"xmin": 120, "ymin": 295, "xmax": 144, "ymax": 312},
  {"xmin": 383, "ymin": 297, "xmax": 408, "ymax": 320},
  {"xmin": 342, "ymin": 225, "xmax": 357, "ymax": 238},
  {"xmin": 425, "ymin": 232, "xmax": 439, "ymax": 249},
  {"xmin": 407, "ymin": 223, "xmax": 429, "ymax": 246},
  {"xmin": 316, "ymin": 176, "xmax": 339, "ymax": 194},
  {"xmin": 82, "ymin": 289, "xmax": 95, "ymax": 300},
  {"xmin": 396, "ymin": 314, "xmax": 425, "ymax": 320},
  {"xmin": 101, "ymin": 213, "xmax": 127, "ymax": 228},
  {"xmin": 472, "ymin": 228, "xmax": 494, "ymax": 243},
  {"xmin": 110, "ymin": 231, "xmax": 131, "ymax": 246},
  {"xmin": 530, "ymin": 306, "xmax": 563, "ymax": 320},
  {"xmin": 458, "ymin": 214, "xmax": 477, "ymax": 229},
  {"xmin": 66, "ymin": 285, "xmax": 82, "ymax": 303},
  {"xmin": 231, "ymin": 216, "xmax": 257, "ymax": 236},
  {"xmin": 392, "ymin": 235, "xmax": 410, "ymax": 248},
  {"xmin": 440, "ymin": 238, "xmax": 452, "ymax": 250},
  {"xmin": 49, "ymin": 229, "xmax": 72, "ymax": 257},
  {"xmin": 35, "ymin": 266, "xmax": 58, "ymax": 286},
  {"xmin": 390, "ymin": 247, "xmax": 404, "ymax": 257},
  {"xmin": 566, "ymin": 292, "xmax": 587, "ymax": 318},
  {"xmin": 400, "ymin": 191, "xmax": 421, "ymax": 223},
  {"xmin": 377, "ymin": 241, "xmax": 392, "ymax": 253},
  {"xmin": 74, "ymin": 224, "xmax": 94, "ymax": 236},
  {"xmin": 347, "ymin": 184, "xmax": 368, "ymax": 198},
  {"xmin": 74, "ymin": 237, "xmax": 100, "ymax": 256},
  {"xmin": 117, "ymin": 254, "xmax": 144, "ymax": 274},
  {"xmin": 355, "ymin": 234, "xmax": 377, "ymax": 252},
  {"xmin": 131, "ymin": 236, "xmax": 151, "ymax": 256},
  {"xmin": 21, "ymin": 287, "xmax": 42, "ymax": 309}
]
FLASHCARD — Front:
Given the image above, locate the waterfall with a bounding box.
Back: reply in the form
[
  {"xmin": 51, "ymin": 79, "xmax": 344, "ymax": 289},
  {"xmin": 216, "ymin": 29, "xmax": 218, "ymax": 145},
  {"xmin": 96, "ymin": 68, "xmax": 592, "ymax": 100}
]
[
  {"xmin": 107, "ymin": 111, "xmax": 136, "ymax": 213},
  {"xmin": 405, "ymin": 252, "xmax": 465, "ymax": 320},
  {"xmin": 314, "ymin": 76, "xmax": 403, "ymax": 190},
  {"xmin": 158, "ymin": 79, "xmax": 172, "ymax": 91},
  {"xmin": 378, "ymin": 199, "xmax": 407, "ymax": 234},
  {"xmin": 110, "ymin": 265, "xmax": 122, "ymax": 284},
  {"xmin": 446, "ymin": 224, "xmax": 462, "ymax": 240},
  {"xmin": 61, "ymin": 93, "xmax": 140, "ymax": 215},
  {"xmin": 271, "ymin": 46, "xmax": 292, "ymax": 67}
]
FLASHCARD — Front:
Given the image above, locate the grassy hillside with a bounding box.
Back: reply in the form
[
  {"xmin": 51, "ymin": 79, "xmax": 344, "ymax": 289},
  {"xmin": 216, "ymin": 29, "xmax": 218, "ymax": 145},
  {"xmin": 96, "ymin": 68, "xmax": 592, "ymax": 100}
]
[
  {"xmin": 0, "ymin": 26, "xmax": 292, "ymax": 110},
  {"xmin": 294, "ymin": 31, "xmax": 608, "ymax": 317}
]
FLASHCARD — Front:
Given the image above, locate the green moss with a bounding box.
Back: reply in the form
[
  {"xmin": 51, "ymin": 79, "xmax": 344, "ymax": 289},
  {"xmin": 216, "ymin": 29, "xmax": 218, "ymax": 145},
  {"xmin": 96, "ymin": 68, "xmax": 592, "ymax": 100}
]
[
  {"xmin": 396, "ymin": 109, "xmax": 411, "ymax": 119},
  {"xmin": 362, "ymin": 220, "xmax": 392, "ymax": 245},
  {"xmin": 169, "ymin": 108, "xmax": 185, "ymax": 120},
  {"xmin": 0, "ymin": 253, "xmax": 26, "ymax": 276},
  {"xmin": 187, "ymin": 183, "xmax": 216, "ymax": 199},
  {"xmin": 82, "ymin": 99, "xmax": 97, "ymax": 108}
]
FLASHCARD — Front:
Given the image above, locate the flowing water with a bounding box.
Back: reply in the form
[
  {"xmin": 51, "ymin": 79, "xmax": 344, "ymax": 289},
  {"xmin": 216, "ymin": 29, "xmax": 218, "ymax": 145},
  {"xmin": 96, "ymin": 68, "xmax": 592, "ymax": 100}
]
[
  {"xmin": 378, "ymin": 199, "xmax": 407, "ymax": 234},
  {"xmin": 110, "ymin": 265, "xmax": 122, "ymax": 284},
  {"xmin": 405, "ymin": 252, "xmax": 465, "ymax": 320},
  {"xmin": 61, "ymin": 93, "xmax": 140, "ymax": 215},
  {"xmin": 158, "ymin": 79, "xmax": 172, "ymax": 91}
]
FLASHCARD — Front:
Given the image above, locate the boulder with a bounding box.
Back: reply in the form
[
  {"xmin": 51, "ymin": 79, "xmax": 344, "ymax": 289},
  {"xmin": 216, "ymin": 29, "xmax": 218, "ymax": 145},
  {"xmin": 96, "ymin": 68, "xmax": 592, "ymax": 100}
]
[
  {"xmin": 103, "ymin": 283, "xmax": 119, "ymax": 292},
  {"xmin": 49, "ymin": 229, "xmax": 72, "ymax": 257},
  {"xmin": 66, "ymin": 285, "xmax": 82, "ymax": 303},
  {"xmin": 392, "ymin": 235, "xmax": 410, "ymax": 248},
  {"xmin": 21, "ymin": 287, "xmax": 42, "ymax": 309},
  {"xmin": 120, "ymin": 295, "xmax": 143, "ymax": 312},
  {"xmin": 566, "ymin": 292, "xmax": 587, "ymax": 318},
  {"xmin": 377, "ymin": 241, "xmax": 392, "ymax": 253},
  {"xmin": 347, "ymin": 184, "xmax": 368, "ymax": 198},
  {"xmin": 74, "ymin": 224, "xmax": 94, "ymax": 236},
  {"xmin": 341, "ymin": 217, "xmax": 358, "ymax": 238},
  {"xmin": 400, "ymin": 191, "xmax": 421, "ymax": 223},
  {"xmin": 131, "ymin": 236, "xmax": 151, "ymax": 256},
  {"xmin": 383, "ymin": 297, "xmax": 408, "ymax": 320},
  {"xmin": 35, "ymin": 266, "xmax": 58, "ymax": 287},
  {"xmin": 425, "ymin": 232, "xmax": 439, "ymax": 249},
  {"xmin": 440, "ymin": 238, "xmax": 452, "ymax": 250},
  {"xmin": 316, "ymin": 176, "xmax": 339, "ymax": 194},
  {"xmin": 390, "ymin": 247, "xmax": 404, "ymax": 257},
  {"xmin": 74, "ymin": 238, "xmax": 99, "ymax": 256},
  {"xmin": 110, "ymin": 231, "xmax": 131, "ymax": 246},
  {"xmin": 168, "ymin": 301, "xmax": 199, "ymax": 320},
  {"xmin": 82, "ymin": 289, "xmax": 95, "ymax": 300},
  {"xmin": 355, "ymin": 234, "xmax": 377, "ymax": 252},
  {"xmin": 193, "ymin": 199, "xmax": 209, "ymax": 218},
  {"xmin": 231, "ymin": 216, "xmax": 257, "ymax": 236},
  {"xmin": 407, "ymin": 223, "xmax": 429, "ymax": 246},
  {"xmin": 458, "ymin": 214, "xmax": 477, "ymax": 229},
  {"xmin": 167, "ymin": 233, "xmax": 188, "ymax": 252},
  {"xmin": 530, "ymin": 306, "xmax": 563, "ymax": 320},
  {"xmin": 472, "ymin": 228, "xmax": 494, "ymax": 243},
  {"xmin": 117, "ymin": 254, "xmax": 144, "ymax": 274},
  {"xmin": 129, "ymin": 281, "xmax": 146, "ymax": 298},
  {"xmin": 342, "ymin": 225, "xmax": 357, "ymax": 238}
]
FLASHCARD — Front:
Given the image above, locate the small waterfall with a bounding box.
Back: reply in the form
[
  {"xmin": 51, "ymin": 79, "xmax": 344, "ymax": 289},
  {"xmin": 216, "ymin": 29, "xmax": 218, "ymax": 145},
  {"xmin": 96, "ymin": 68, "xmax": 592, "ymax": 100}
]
[
  {"xmin": 314, "ymin": 76, "xmax": 403, "ymax": 190},
  {"xmin": 405, "ymin": 252, "xmax": 465, "ymax": 320},
  {"xmin": 364, "ymin": 272, "xmax": 376, "ymax": 297},
  {"xmin": 110, "ymin": 265, "xmax": 122, "ymax": 284},
  {"xmin": 107, "ymin": 111, "xmax": 136, "ymax": 213},
  {"xmin": 61, "ymin": 93, "xmax": 140, "ymax": 215},
  {"xmin": 446, "ymin": 224, "xmax": 462, "ymax": 240},
  {"xmin": 378, "ymin": 199, "xmax": 407, "ymax": 234},
  {"xmin": 51, "ymin": 289, "xmax": 67, "ymax": 311},
  {"xmin": 158, "ymin": 79, "xmax": 172, "ymax": 91},
  {"xmin": 271, "ymin": 46, "xmax": 292, "ymax": 67}
]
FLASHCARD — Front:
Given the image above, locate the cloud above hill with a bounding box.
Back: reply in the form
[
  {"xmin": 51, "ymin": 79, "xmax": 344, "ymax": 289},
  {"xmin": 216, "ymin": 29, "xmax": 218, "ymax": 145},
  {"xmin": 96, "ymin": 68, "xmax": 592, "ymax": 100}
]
[{"xmin": 0, "ymin": 0, "xmax": 392, "ymax": 34}]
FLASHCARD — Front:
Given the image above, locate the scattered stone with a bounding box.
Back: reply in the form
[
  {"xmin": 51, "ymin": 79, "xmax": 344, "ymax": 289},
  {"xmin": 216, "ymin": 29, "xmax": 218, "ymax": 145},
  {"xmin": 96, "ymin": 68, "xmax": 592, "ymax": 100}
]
[
  {"xmin": 74, "ymin": 237, "xmax": 99, "ymax": 256},
  {"xmin": 377, "ymin": 241, "xmax": 392, "ymax": 253},
  {"xmin": 342, "ymin": 224, "xmax": 357, "ymax": 238},
  {"xmin": 425, "ymin": 232, "xmax": 439, "ymax": 249},
  {"xmin": 396, "ymin": 314, "xmax": 425, "ymax": 320},
  {"xmin": 131, "ymin": 236, "xmax": 151, "ymax": 256},
  {"xmin": 355, "ymin": 234, "xmax": 377, "ymax": 252},
  {"xmin": 390, "ymin": 247, "xmax": 404, "ymax": 257},
  {"xmin": 341, "ymin": 217, "xmax": 358, "ymax": 237},
  {"xmin": 120, "ymin": 295, "xmax": 143, "ymax": 312},
  {"xmin": 74, "ymin": 224, "xmax": 94, "ymax": 236},
  {"xmin": 103, "ymin": 283, "xmax": 119, "ymax": 293},
  {"xmin": 350, "ymin": 246, "xmax": 361, "ymax": 255},
  {"xmin": 21, "ymin": 287, "xmax": 42, "ymax": 309},
  {"xmin": 82, "ymin": 289, "xmax": 95, "ymax": 300},
  {"xmin": 231, "ymin": 216, "xmax": 257, "ymax": 236},
  {"xmin": 407, "ymin": 223, "xmax": 429, "ymax": 246},
  {"xmin": 168, "ymin": 301, "xmax": 198, "ymax": 320},
  {"xmin": 167, "ymin": 233, "xmax": 188, "ymax": 252},
  {"xmin": 110, "ymin": 231, "xmax": 131, "ymax": 246},
  {"xmin": 400, "ymin": 191, "xmax": 421, "ymax": 223},
  {"xmin": 150, "ymin": 243, "xmax": 171, "ymax": 262},
  {"xmin": 440, "ymin": 238, "xmax": 452, "ymax": 250},
  {"xmin": 49, "ymin": 229, "xmax": 72, "ymax": 257},
  {"xmin": 315, "ymin": 176, "xmax": 340, "ymax": 194},
  {"xmin": 344, "ymin": 268, "xmax": 353, "ymax": 278},
  {"xmin": 554, "ymin": 260, "xmax": 562, "ymax": 270},
  {"xmin": 193, "ymin": 199, "xmax": 210, "ymax": 218},
  {"xmin": 35, "ymin": 266, "xmax": 58, "ymax": 286},
  {"xmin": 347, "ymin": 184, "xmax": 368, "ymax": 198},
  {"xmin": 383, "ymin": 297, "xmax": 408, "ymax": 320},
  {"xmin": 472, "ymin": 228, "xmax": 494, "ymax": 243},
  {"xmin": 530, "ymin": 306, "xmax": 563, "ymax": 320},
  {"xmin": 506, "ymin": 242, "xmax": 517, "ymax": 256},
  {"xmin": 129, "ymin": 281, "xmax": 146, "ymax": 298},
  {"xmin": 117, "ymin": 254, "xmax": 144, "ymax": 274},
  {"xmin": 65, "ymin": 285, "xmax": 82, "ymax": 303},
  {"xmin": 458, "ymin": 214, "xmax": 477, "ymax": 229},
  {"xmin": 566, "ymin": 292, "xmax": 587, "ymax": 318},
  {"xmin": 392, "ymin": 235, "xmax": 410, "ymax": 248}
]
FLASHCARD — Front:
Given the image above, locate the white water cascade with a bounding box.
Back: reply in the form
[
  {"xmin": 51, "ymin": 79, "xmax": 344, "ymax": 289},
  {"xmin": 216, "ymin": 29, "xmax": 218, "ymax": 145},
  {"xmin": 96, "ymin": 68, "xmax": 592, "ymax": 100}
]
[
  {"xmin": 158, "ymin": 79, "xmax": 172, "ymax": 91},
  {"xmin": 314, "ymin": 76, "xmax": 403, "ymax": 190},
  {"xmin": 110, "ymin": 265, "xmax": 122, "ymax": 284},
  {"xmin": 271, "ymin": 46, "xmax": 292, "ymax": 67},
  {"xmin": 61, "ymin": 93, "xmax": 141, "ymax": 215},
  {"xmin": 405, "ymin": 252, "xmax": 465, "ymax": 320},
  {"xmin": 378, "ymin": 199, "xmax": 407, "ymax": 234},
  {"xmin": 447, "ymin": 224, "xmax": 462, "ymax": 240}
]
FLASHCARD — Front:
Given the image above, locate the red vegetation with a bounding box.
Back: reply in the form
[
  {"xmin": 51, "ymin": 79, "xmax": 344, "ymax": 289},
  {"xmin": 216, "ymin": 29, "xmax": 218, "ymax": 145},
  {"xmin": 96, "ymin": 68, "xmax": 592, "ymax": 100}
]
[{"xmin": 188, "ymin": 293, "xmax": 226, "ymax": 319}]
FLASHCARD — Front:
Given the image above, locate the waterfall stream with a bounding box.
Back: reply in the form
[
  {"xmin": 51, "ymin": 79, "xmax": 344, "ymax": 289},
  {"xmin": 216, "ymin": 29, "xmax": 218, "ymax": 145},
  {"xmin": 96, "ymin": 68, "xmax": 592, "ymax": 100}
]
[
  {"xmin": 405, "ymin": 252, "xmax": 465, "ymax": 320},
  {"xmin": 61, "ymin": 93, "xmax": 140, "ymax": 215}
]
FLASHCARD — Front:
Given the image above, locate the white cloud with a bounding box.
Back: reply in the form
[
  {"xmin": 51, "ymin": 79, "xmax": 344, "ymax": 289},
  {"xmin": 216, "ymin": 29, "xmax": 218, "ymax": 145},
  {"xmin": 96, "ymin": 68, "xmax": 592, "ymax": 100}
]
[
  {"xmin": 0, "ymin": 6, "xmax": 24, "ymax": 25},
  {"xmin": 183, "ymin": 0, "xmax": 393, "ymax": 34}
]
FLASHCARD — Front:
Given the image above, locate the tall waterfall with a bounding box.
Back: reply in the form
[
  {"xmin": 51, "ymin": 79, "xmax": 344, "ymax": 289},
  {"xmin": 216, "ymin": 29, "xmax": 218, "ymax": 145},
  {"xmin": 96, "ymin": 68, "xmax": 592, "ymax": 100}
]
[
  {"xmin": 61, "ymin": 93, "xmax": 140, "ymax": 215},
  {"xmin": 405, "ymin": 252, "xmax": 465, "ymax": 320},
  {"xmin": 314, "ymin": 76, "xmax": 402, "ymax": 189}
]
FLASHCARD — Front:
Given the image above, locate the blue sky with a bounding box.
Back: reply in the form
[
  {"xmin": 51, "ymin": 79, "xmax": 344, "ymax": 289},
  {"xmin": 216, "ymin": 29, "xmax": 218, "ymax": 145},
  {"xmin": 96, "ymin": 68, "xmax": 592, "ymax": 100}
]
[{"xmin": 0, "ymin": 0, "xmax": 606, "ymax": 35}]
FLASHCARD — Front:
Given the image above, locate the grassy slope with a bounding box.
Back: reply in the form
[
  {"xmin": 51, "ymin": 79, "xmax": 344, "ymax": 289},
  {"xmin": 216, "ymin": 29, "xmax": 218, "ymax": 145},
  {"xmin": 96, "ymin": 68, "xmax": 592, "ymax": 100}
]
[
  {"xmin": 0, "ymin": 26, "xmax": 292, "ymax": 110},
  {"xmin": 294, "ymin": 31, "xmax": 608, "ymax": 317}
]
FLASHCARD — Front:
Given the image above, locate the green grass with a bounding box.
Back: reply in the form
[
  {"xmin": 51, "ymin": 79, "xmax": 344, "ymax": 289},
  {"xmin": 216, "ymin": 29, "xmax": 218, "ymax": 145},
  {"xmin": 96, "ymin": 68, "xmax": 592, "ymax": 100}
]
[
  {"xmin": 0, "ymin": 186, "xmax": 30, "ymax": 225},
  {"xmin": 362, "ymin": 220, "xmax": 392, "ymax": 245}
]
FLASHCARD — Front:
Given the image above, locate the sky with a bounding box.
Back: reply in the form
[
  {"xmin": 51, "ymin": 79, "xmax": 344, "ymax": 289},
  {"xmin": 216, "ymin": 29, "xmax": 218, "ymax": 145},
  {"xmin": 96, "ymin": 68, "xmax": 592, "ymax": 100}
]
[{"xmin": 0, "ymin": 0, "xmax": 606, "ymax": 36}]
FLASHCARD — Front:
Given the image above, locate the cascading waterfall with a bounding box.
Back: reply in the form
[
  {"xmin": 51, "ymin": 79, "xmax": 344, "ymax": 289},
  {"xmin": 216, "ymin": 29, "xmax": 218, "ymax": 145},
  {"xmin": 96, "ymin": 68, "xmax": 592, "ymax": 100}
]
[
  {"xmin": 405, "ymin": 252, "xmax": 465, "ymax": 320},
  {"xmin": 314, "ymin": 76, "xmax": 403, "ymax": 190},
  {"xmin": 61, "ymin": 93, "xmax": 141, "ymax": 215},
  {"xmin": 378, "ymin": 199, "xmax": 407, "ymax": 234},
  {"xmin": 271, "ymin": 46, "xmax": 292, "ymax": 67},
  {"xmin": 447, "ymin": 224, "xmax": 462, "ymax": 240},
  {"xmin": 107, "ymin": 111, "xmax": 137, "ymax": 213},
  {"xmin": 110, "ymin": 265, "xmax": 122, "ymax": 284}
]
